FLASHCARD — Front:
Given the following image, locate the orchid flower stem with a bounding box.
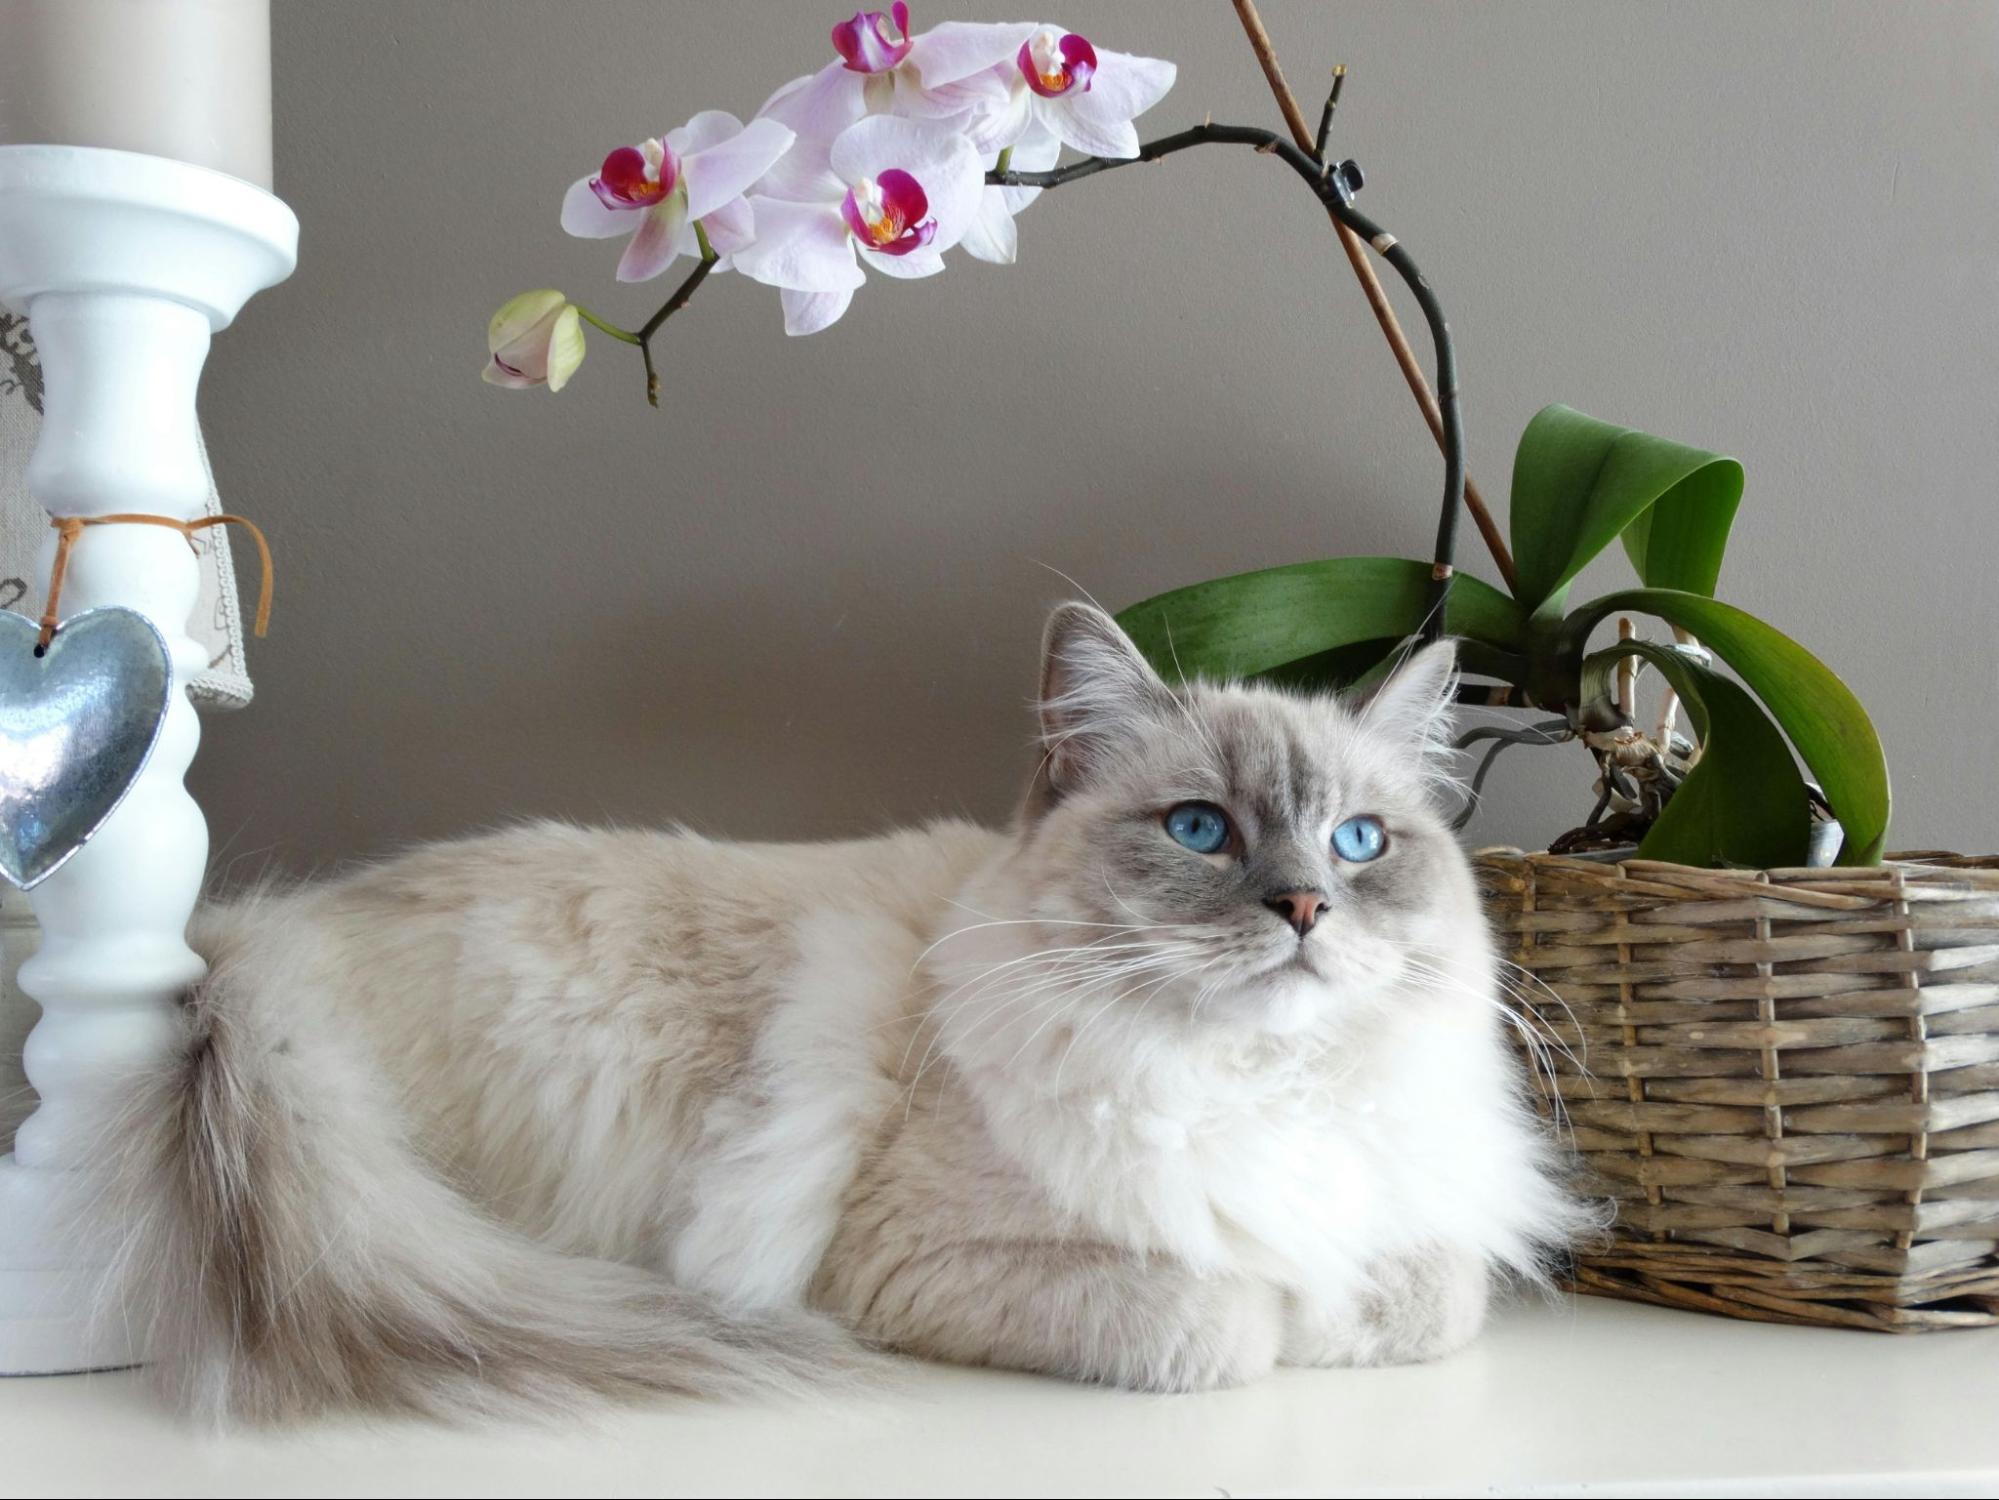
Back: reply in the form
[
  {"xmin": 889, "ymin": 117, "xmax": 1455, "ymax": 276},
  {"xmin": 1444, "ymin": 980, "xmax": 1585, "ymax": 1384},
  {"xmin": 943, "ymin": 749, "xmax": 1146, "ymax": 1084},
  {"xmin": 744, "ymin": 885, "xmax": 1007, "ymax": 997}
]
[
  {"xmin": 1227, "ymin": 0, "xmax": 1513, "ymax": 597},
  {"xmin": 639, "ymin": 337, "xmax": 661, "ymax": 409},
  {"xmin": 574, "ymin": 306, "xmax": 641, "ymax": 346},
  {"xmin": 1314, "ymin": 65, "xmax": 1347, "ymax": 159},
  {"xmin": 603, "ymin": 132, "xmax": 1467, "ymax": 624},
  {"xmin": 992, "ymin": 121, "xmax": 1464, "ymax": 640},
  {"xmin": 994, "ymin": 145, "xmax": 1013, "ymax": 175},
  {"xmin": 631, "ymin": 252, "xmax": 719, "ymax": 408}
]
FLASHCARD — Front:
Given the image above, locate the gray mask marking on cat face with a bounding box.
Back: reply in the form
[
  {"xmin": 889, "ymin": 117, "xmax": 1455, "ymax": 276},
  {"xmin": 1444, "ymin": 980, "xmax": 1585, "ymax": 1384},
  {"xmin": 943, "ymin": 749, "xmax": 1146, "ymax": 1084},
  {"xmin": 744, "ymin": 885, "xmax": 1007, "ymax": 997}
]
[{"xmin": 1012, "ymin": 603, "xmax": 1467, "ymax": 1033}]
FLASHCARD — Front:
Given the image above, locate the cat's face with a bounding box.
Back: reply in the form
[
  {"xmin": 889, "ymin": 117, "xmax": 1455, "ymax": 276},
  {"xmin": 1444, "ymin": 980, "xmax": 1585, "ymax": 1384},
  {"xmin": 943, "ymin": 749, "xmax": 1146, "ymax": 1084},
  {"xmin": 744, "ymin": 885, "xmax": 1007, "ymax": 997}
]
[{"xmin": 972, "ymin": 604, "xmax": 1479, "ymax": 1041}]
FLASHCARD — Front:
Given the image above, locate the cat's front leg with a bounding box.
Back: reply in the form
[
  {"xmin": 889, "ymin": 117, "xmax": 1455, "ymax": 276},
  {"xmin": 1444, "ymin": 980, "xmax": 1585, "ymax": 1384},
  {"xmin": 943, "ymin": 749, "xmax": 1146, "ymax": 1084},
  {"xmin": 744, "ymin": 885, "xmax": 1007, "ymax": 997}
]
[
  {"xmin": 826, "ymin": 1234, "xmax": 1284, "ymax": 1393},
  {"xmin": 1282, "ymin": 1246, "xmax": 1489, "ymax": 1368}
]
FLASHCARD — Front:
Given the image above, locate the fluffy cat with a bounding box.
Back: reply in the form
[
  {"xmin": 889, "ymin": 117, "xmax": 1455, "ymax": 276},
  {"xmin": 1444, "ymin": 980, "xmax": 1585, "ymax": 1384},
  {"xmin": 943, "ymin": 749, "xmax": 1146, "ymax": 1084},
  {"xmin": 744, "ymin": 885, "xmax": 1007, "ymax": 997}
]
[{"xmin": 88, "ymin": 602, "xmax": 1579, "ymax": 1422}]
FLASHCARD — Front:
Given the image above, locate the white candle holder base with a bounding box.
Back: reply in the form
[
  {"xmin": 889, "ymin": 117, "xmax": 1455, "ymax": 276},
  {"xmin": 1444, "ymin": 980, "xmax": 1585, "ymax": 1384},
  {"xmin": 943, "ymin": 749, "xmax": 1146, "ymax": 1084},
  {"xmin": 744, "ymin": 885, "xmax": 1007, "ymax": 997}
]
[{"xmin": 0, "ymin": 145, "xmax": 296, "ymax": 1376}]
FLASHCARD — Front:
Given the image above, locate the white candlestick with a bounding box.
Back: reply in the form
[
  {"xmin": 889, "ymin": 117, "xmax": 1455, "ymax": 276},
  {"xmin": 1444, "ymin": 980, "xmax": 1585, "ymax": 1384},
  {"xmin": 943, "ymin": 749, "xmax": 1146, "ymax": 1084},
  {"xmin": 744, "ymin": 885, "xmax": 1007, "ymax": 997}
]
[
  {"xmin": 0, "ymin": 0, "xmax": 274, "ymax": 189},
  {"xmin": 0, "ymin": 145, "xmax": 295, "ymax": 1374}
]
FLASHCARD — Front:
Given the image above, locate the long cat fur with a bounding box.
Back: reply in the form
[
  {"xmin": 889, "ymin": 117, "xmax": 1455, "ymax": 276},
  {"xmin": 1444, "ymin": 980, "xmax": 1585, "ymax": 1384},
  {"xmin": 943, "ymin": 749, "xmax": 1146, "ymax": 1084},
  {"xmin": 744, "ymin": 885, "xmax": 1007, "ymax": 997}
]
[{"xmin": 78, "ymin": 603, "xmax": 1582, "ymax": 1422}]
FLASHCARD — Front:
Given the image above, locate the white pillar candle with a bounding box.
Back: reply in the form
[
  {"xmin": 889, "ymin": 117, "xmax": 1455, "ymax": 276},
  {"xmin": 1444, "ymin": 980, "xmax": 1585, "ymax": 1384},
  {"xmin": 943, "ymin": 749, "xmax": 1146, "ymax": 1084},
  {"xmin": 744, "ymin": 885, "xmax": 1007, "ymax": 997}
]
[{"xmin": 0, "ymin": 0, "xmax": 273, "ymax": 189}]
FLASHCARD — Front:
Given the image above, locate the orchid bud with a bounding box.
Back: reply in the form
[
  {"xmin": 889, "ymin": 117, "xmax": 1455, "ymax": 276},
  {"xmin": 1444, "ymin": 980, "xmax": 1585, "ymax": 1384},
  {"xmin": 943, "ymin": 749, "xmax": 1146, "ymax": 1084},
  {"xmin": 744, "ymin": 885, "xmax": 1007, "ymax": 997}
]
[{"xmin": 482, "ymin": 289, "xmax": 585, "ymax": 392}]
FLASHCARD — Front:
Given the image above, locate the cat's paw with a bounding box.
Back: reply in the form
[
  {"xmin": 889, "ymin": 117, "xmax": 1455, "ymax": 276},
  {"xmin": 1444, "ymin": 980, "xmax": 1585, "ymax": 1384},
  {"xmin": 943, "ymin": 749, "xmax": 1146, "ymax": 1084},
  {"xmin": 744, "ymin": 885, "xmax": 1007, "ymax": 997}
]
[
  {"xmin": 1122, "ymin": 1276, "xmax": 1284, "ymax": 1393},
  {"xmin": 1283, "ymin": 1247, "xmax": 1489, "ymax": 1368}
]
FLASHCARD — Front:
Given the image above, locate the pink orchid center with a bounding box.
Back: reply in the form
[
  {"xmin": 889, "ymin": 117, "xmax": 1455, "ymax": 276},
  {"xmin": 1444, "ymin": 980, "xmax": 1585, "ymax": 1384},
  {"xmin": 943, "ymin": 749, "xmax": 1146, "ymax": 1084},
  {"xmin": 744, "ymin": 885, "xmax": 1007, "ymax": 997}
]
[
  {"xmin": 831, "ymin": 2, "xmax": 912, "ymax": 74},
  {"xmin": 840, "ymin": 169, "xmax": 936, "ymax": 256},
  {"xmin": 1019, "ymin": 29, "xmax": 1096, "ymax": 98},
  {"xmin": 590, "ymin": 138, "xmax": 680, "ymax": 211}
]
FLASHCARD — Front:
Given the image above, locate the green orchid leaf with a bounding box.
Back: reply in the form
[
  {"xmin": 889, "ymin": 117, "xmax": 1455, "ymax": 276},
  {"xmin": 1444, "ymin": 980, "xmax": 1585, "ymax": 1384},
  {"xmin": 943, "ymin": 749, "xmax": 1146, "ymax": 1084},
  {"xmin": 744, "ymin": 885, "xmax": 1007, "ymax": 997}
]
[
  {"xmin": 1257, "ymin": 638, "xmax": 1404, "ymax": 693},
  {"xmin": 1510, "ymin": 405, "xmax": 1744, "ymax": 613},
  {"xmin": 1116, "ymin": 558, "xmax": 1526, "ymax": 685},
  {"xmin": 1565, "ymin": 590, "xmax": 1889, "ymax": 864},
  {"xmin": 1265, "ymin": 636, "xmax": 1533, "ymax": 696},
  {"xmin": 1579, "ymin": 641, "xmax": 1810, "ymax": 868}
]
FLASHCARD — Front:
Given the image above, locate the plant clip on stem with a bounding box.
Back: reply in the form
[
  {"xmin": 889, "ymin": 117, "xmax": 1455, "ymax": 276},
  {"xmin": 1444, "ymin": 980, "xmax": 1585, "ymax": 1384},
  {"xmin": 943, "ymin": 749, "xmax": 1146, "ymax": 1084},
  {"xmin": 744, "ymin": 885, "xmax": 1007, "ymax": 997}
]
[{"xmin": 989, "ymin": 121, "xmax": 1465, "ymax": 645}]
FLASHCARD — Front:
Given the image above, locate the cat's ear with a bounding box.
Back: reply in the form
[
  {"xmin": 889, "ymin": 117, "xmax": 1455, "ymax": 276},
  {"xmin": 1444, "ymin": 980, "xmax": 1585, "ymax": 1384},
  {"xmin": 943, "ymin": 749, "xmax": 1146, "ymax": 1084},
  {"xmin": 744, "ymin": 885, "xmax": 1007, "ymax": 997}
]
[
  {"xmin": 1357, "ymin": 639, "xmax": 1459, "ymax": 756},
  {"xmin": 1035, "ymin": 603, "xmax": 1171, "ymax": 797}
]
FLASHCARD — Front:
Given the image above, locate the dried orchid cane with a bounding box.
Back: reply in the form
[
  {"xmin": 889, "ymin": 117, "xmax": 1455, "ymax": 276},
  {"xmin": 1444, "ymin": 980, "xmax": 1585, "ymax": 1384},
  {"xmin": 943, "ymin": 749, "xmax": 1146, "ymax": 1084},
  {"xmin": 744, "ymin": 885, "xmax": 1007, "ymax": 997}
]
[{"xmin": 1226, "ymin": 0, "xmax": 1517, "ymax": 594}]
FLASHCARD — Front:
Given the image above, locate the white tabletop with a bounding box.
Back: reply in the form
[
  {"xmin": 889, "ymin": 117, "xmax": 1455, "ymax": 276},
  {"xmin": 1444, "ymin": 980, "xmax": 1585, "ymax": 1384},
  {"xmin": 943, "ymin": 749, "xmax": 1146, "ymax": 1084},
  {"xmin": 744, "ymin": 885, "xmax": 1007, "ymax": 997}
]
[{"xmin": 4, "ymin": 1296, "xmax": 1996, "ymax": 1498}]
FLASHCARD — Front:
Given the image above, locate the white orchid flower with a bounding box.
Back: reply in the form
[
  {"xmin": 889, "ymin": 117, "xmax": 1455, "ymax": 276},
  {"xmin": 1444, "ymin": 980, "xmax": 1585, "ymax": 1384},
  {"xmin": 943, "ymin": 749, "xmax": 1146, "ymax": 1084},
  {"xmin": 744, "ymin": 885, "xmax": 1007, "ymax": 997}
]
[
  {"xmin": 734, "ymin": 115, "xmax": 985, "ymax": 335},
  {"xmin": 960, "ymin": 119, "xmax": 1061, "ymax": 265},
  {"xmin": 909, "ymin": 22, "xmax": 1177, "ymax": 158},
  {"xmin": 560, "ymin": 112, "xmax": 796, "ymax": 282}
]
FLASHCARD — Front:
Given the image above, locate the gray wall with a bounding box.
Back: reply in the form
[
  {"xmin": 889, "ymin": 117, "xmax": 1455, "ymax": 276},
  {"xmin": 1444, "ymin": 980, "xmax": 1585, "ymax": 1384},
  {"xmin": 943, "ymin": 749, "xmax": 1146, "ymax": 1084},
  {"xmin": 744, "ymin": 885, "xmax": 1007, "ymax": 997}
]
[{"xmin": 190, "ymin": 0, "xmax": 1999, "ymax": 874}]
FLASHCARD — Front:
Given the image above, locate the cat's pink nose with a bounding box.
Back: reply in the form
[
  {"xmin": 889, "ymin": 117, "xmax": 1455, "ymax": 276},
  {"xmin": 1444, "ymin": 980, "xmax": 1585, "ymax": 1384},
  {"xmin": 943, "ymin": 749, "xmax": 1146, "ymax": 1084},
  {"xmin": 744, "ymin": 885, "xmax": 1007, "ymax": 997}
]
[{"xmin": 1263, "ymin": 889, "xmax": 1328, "ymax": 938}]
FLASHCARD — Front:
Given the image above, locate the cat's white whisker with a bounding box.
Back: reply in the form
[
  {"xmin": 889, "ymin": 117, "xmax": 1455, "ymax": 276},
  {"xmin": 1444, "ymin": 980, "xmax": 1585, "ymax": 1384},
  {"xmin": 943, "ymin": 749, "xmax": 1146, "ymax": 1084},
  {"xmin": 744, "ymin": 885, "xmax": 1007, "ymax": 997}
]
[{"xmin": 906, "ymin": 943, "xmax": 1201, "ymax": 1095}]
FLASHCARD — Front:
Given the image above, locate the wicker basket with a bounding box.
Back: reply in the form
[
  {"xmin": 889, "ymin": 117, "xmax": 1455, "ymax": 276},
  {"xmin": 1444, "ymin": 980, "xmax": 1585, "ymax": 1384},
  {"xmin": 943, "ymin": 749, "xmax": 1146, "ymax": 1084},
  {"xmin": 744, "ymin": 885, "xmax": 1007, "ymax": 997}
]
[{"xmin": 1475, "ymin": 849, "xmax": 1999, "ymax": 1331}]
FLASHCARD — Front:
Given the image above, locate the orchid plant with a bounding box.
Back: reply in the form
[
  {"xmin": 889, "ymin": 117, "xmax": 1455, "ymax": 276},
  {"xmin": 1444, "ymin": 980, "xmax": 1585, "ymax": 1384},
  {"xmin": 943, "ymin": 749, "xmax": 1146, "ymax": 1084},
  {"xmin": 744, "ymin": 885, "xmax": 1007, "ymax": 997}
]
[
  {"xmin": 484, "ymin": 8, "xmax": 1889, "ymax": 870},
  {"xmin": 1116, "ymin": 407, "xmax": 1892, "ymax": 869}
]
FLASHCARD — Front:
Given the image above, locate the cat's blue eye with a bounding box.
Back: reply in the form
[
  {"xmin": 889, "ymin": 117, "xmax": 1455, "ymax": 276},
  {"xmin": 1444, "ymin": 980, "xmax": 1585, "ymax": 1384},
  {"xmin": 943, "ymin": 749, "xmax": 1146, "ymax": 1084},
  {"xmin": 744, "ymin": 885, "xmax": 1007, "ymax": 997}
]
[
  {"xmin": 1332, "ymin": 814, "xmax": 1387, "ymax": 863},
  {"xmin": 1164, "ymin": 802, "xmax": 1232, "ymax": 855}
]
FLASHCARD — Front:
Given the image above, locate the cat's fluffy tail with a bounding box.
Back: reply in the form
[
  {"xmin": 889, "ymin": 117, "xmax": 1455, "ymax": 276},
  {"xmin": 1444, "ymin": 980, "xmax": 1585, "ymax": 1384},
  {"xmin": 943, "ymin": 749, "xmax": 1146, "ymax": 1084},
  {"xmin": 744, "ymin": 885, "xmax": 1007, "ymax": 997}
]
[{"xmin": 87, "ymin": 962, "xmax": 858, "ymax": 1424}]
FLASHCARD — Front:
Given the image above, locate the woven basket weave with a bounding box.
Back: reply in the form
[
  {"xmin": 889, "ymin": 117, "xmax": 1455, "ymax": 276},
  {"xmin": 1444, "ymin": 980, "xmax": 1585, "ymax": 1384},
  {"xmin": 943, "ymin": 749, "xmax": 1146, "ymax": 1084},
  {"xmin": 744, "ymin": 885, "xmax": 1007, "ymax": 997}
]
[{"xmin": 1475, "ymin": 849, "xmax": 1999, "ymax": 1331}]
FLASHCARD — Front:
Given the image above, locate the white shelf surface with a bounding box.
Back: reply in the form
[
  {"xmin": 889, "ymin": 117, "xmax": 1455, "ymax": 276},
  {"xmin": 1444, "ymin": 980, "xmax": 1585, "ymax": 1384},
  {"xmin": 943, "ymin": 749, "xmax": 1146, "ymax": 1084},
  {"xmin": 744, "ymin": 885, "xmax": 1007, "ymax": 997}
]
[{"xmin": 4, "ymin": 1297, "xmax": 1997, "ymax": 1498}]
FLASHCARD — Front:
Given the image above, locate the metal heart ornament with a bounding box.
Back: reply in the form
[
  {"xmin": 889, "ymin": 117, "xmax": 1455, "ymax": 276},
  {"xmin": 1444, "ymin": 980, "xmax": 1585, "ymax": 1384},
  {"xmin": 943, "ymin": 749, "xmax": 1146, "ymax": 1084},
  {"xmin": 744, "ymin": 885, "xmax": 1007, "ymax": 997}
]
[{"xmin": 0, "ymin": 606, "xmax": 172, "ymax": 890}]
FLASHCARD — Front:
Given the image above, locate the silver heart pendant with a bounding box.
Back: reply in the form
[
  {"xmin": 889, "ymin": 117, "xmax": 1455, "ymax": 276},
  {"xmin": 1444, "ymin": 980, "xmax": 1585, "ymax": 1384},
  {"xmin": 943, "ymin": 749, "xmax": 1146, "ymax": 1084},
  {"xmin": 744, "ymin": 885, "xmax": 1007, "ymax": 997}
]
[{"xmin": 0, "ymin": 607, "xmax": 172, "ymax": 890}]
